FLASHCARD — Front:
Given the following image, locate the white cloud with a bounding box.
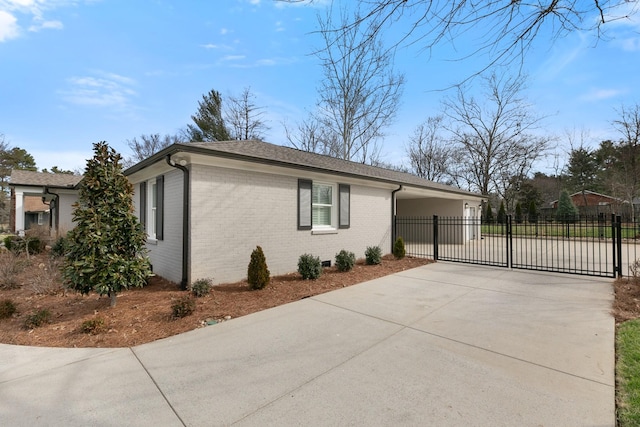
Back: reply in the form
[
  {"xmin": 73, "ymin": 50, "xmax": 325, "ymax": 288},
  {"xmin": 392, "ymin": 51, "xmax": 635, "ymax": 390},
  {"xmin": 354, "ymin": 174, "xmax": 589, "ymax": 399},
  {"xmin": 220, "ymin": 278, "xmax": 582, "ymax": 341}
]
[
  {"xmin": 0, "ymin": 0, "xmax": 89, "ymax": 41},
  {"xmin": 60, "ymin": 71, "xmax": 137, "ymax": 108},
  {"xmin": 0, "ymin": 10, "xmax": 20, "ymax": 41},
  {"xmin": 220, "ymin": 28, "xmax": 228, "ymax": 35},
  {"xmin": 618, "ymin": 37, "xmax": 640, "ymax": 51},
  {"xmin": 579, "ymin": 88, "xmax": 625, "ymax": 102}
]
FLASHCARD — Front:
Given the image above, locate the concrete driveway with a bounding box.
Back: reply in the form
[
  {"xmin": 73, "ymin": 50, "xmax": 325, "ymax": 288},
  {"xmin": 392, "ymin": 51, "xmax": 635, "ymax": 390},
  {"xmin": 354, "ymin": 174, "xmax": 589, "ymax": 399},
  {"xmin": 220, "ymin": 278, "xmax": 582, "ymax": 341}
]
[{"xmin": 0, "ymin": 262, "xmax": 615, "ymax": 426}]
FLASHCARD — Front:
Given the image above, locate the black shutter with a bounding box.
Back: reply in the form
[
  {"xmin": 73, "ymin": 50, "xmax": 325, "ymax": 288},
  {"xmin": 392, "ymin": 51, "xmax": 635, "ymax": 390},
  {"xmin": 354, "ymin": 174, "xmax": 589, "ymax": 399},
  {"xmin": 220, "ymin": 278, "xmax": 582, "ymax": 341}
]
[
  {"xmin": 298, "ymin": 179, "xmax": 312, "ymax": 230},
  {"xmin": 156, "ymin": 175, "xmax": 164, "ymax": 240},
  {"xmin": 139, "ymin": 181, "xmax": 147, "ymax": 229},
  {"xmin": 339, "ymin": 184, "xmax": 350, "ymax": 229}
]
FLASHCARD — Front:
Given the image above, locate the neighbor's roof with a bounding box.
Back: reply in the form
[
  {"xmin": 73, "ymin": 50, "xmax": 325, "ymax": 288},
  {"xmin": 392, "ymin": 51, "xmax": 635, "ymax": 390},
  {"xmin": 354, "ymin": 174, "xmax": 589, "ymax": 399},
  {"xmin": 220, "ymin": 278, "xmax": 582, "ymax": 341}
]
[
  {"xmin": 9, "ymin": 169, "xmax": 82, "ymax": 189},
  {"xmin": 125, "ymin": 140, "xmax": 482, "ymax": 198}
]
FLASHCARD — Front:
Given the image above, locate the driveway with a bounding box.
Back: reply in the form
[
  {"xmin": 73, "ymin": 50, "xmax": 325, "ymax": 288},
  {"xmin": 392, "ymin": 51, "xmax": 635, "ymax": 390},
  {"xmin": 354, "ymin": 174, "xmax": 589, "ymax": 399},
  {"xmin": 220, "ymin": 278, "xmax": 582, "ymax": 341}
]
[{"xmin": 0, "ymin": 262, "xmax": 615, "ymax": 426}]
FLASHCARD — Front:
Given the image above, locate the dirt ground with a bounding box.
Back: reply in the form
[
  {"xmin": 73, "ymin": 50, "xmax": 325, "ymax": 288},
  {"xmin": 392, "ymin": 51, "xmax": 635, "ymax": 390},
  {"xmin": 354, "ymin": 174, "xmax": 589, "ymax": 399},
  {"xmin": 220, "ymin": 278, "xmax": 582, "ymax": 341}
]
[{"xmin": 0, "ymin": 252, "xmax": 432, "ymax": 348}]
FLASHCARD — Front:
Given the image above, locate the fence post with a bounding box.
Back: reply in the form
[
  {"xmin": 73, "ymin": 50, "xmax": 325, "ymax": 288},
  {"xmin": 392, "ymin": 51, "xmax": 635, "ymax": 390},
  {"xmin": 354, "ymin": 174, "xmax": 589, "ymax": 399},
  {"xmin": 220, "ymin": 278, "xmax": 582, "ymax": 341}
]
[
  {"xmin": 616, "ymin": 215, "xmax": 623, "ymax": 277},
  {"xmin": 433, "ymin": 215, "xmax": 439, "ymax": 261},
  {"xmin": 507, "ymin": 214, "xmax": 513, "ymax": 269}
]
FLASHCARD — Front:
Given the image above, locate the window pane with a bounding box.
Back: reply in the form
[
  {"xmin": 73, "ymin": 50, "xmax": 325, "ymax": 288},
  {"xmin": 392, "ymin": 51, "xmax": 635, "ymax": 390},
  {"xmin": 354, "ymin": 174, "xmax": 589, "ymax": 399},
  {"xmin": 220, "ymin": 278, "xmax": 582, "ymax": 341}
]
[
  {"xmin": 313, "ymin": 206, "xmax": 332, "ymax": 226},
  {"xmin": 313, "ymin": 184, "xmax": 332, "ymax": 204}
]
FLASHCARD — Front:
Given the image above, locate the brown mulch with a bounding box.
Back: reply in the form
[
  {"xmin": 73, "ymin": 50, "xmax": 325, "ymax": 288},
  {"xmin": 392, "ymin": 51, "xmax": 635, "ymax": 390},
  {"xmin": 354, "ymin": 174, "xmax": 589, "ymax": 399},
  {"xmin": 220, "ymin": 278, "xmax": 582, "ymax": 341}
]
[
  {"xmin": 612, "ymin": 277, "xmax": 640, "ymax": 324},
  {"xmin": 0, "ymin": 253, "xmax": 432, "ymax": 348}
]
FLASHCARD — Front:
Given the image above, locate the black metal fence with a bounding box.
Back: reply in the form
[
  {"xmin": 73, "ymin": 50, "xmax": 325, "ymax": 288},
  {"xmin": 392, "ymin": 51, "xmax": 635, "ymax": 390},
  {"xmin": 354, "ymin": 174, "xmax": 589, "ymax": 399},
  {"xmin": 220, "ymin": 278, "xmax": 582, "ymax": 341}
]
[{"xmin": 394, "ymin": 214, "xmax": 640, "ymax": 278}]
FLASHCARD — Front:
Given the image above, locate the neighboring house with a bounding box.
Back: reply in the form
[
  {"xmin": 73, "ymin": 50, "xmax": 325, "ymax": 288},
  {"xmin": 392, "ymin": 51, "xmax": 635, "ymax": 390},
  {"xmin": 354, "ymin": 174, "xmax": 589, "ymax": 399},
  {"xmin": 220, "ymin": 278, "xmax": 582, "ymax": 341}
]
[
  {"xmin": 125, "ymin": 140, "xmax": 484, "ymax": 288},
  {"xmin": 9, "ymin": 170, "xmax": 82, "ymax": 234},
  {"xmin": 551, "ymin": 190, "xmax": 622, "ymax": 208}
]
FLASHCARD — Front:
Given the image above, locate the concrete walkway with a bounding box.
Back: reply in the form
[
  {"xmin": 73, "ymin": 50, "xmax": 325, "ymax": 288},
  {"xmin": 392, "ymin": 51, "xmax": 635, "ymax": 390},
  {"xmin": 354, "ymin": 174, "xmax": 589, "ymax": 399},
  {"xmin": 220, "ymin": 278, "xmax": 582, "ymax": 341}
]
[{"xmin": 0, "ymin": 263, "xmax": 615, "ymax": 426}]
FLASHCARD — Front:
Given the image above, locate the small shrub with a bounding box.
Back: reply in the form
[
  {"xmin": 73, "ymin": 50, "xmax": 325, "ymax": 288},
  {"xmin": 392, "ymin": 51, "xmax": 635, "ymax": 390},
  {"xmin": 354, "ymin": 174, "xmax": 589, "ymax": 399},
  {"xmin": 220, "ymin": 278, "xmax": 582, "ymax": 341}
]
[
  {"xmin": 630, "ymin": 259, "xmax": 640, "ymax": 279},
  {"xmin": 30, "ymin": 257, "xmax": 63, "ymax": 295},
  {"xmin": 51, "ymin": 236, "xmax": 68, "ymax": 258},
  {"xmin": 80, "ymin": 317, "xmax": 106, "ymax": 335},
  {"xmin": 24, "ymin": 309, "xmax": 52, "ymax": 329},
  {"xmin": 335, "ymin": 249, "xmax": 356, "ymax": 272},
  {"xmin": 3, "ymin": 235, "xmax": 17, "ymax": 251},
  {"xmin": 298, "ymin": 253, "xmax": 322, "ymax": 280},
  {"xmin": 247, "ymin": 246, "xmax": 270, "ymax": 290},
  {"xmin": 3, "ymin": 235, "xmax": 45, "ymax": 255},
  {"xmin": 0, "ymin": 252, "xmax": 23, "ymax": 290},
  {"xmin": 191, "ymin": 278, "xmax": 212, "ymax": 297},
  {"xmin": 0, "ymin": 299, "xmax": 17, "ymax": 319},
  {"xmin": 365, "ymin": 246, "xmax": 382, "ymax": 265},
  {"xmin": 171, "ymin": 295, "xmax": 196, "ymax": 319},
  {"xmin": 393, "ymin": 236, "xmax": 406, "ymax": 259}
]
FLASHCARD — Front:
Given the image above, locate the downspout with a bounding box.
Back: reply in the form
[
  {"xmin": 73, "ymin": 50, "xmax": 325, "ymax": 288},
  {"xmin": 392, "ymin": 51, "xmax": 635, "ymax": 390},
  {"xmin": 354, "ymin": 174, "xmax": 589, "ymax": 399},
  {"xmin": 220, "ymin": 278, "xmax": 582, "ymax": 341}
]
[
  {"xmin": 43, "ymin": 186, "xmax": 59, "ymax": 234},
  {"xmin": 391, "ymin": 185, "xmax": 403, "ymax": 250},
  {"xmin": 166, "ymin": 155, "xmax": 190, "ymax": 290}
]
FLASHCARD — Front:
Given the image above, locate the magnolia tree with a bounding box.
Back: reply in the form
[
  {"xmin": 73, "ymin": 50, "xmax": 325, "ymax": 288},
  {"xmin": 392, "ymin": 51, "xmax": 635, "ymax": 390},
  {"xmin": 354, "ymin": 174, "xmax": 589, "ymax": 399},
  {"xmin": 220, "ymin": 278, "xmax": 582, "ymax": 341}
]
[{"xmin": 63, "ymin": 142, "xmax": 151, "ymax": 307}]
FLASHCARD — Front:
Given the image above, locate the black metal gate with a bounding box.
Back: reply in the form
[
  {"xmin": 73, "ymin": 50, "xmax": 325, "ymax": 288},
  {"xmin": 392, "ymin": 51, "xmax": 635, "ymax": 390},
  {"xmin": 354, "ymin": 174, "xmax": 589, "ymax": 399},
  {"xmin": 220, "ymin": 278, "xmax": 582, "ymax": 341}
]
[{"xmin": 394, "ymin": 214, "xmax": 639, "ymax": 278}]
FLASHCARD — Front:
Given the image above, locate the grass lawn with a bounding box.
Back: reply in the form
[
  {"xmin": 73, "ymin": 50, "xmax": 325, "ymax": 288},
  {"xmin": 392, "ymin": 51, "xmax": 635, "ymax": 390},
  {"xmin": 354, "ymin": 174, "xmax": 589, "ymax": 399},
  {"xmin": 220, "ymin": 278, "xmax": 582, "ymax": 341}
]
[{"xmin": 617, "ymin": 319, "xmax": 640, "ymax": 426}]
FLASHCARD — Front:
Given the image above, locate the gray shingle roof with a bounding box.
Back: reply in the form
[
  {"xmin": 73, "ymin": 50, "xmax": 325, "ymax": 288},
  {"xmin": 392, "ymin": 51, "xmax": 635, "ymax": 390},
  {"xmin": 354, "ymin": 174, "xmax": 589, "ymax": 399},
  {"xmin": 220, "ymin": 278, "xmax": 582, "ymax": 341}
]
[
  {"xmin": 9, "ymin": 169, "xmax": 82, "ymax": 188},
  {"xmin": 127, "ymin": 140, "xmax": 480, "ymax": 198}
]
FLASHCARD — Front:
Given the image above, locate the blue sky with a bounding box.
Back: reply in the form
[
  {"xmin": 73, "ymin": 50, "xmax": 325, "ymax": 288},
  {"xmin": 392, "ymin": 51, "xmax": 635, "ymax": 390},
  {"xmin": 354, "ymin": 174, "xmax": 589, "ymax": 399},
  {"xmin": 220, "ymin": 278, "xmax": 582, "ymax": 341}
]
[{"xmin": 1, "ymin": 0, "xmax": 639, "ymax": 174}]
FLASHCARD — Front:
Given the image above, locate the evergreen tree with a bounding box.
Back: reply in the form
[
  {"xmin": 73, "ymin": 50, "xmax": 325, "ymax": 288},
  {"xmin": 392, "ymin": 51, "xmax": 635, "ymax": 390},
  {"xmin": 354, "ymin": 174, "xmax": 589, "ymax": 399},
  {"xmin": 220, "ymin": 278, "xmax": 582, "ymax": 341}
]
[
  {"xmin": 514, "ymin": 202, "xmax": 523, "ymax": 224},
  {"xmin": 528, "ymin": 200, "xmax": 538, "ymax": 223},
  {"xmin": 185, "ymin": 89, "xmax": 231, "ymax": 142},
  {"xmin": 63, "ymin": 142, "xmax": 151, "ymax": 307},
  {"xmin": 556, "ymin": 190, "xmax": 579, "ymax": 223},
  {"xmin": 497, "ymin": 200, "xmax": 506, "ymax": 224},
  {"xmin": 484, "ymin": 201, "xmax": 494, "ymax": 222}
]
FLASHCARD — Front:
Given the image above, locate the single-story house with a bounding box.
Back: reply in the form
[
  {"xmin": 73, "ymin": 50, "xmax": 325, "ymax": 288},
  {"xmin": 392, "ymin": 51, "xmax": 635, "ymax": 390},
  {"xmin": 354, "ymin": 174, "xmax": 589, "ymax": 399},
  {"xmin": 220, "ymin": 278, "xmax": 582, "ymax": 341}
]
[
  {"xmin": 551, "ymin": 190, "xmax": 622, "ymax": 208},
  {"xmin": 124, "ymin": 140, "xmax": 483, "ymax": 288},
  {"xmin": 9, "ymin": 169, "xmax": 82, "ymax": 234}
]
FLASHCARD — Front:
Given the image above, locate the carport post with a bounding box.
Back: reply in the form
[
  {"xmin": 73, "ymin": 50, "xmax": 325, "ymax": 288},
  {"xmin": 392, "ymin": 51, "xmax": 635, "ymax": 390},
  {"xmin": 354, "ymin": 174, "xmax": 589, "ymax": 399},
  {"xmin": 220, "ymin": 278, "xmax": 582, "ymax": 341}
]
[{"xmin": 433, "ymin": 215, "xmax": 439, "ymax": 261}]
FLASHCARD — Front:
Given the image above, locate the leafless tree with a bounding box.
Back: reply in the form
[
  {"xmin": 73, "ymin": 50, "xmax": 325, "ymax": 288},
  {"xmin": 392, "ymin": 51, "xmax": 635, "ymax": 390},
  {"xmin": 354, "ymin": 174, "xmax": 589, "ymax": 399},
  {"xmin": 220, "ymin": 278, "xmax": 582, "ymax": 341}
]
[
  {"xmin": 405, "ymin": 116, "xmax": 452, "ymax": 182},
  {"xmin": 225, "ymin": 87, "xmax": 270, "ymax": 140},
  {"xmin": 444, "ymin": 72, "xmax": 551, "ymax": 202},
  {"xmin": 283, "ymin": 114, "xmax": 331, "ymax": 155},
  {"xmin": 125, "ymin": 133, "xmax": 184, "ymax": 165},
  {"xmin": 281, "ymin": 0, "xmax": 636, "ymax": 81},
  {"xmin": 610, "ymin": 103, "xmax": 640, "ymax": 218},
  {"xmin": 315, "ymin": 5, "xmax": 405, "ymax": 164}
]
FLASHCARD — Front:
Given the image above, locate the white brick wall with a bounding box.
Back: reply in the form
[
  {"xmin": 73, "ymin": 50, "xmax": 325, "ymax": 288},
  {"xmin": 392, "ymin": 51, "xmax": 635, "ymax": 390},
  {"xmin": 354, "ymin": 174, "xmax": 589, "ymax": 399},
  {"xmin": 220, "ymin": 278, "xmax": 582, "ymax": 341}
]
[
  {"xmin": 189, "ymin": 164, "xmax": 392, "ymax": 284},
  {"xmin": 133, "ymin": 169, "xmax": 185, "ymax": 284}
]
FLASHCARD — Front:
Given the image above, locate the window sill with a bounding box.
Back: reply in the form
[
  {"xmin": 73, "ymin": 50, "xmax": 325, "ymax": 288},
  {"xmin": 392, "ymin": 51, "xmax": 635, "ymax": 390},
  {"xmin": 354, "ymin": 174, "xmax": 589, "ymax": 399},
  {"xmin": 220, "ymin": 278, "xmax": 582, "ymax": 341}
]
[
  {"xmin": 311, "ymin": 229, "xmax": 338, "ymax": 235},
  {"xmin": 146, "ymin": 238, "xmax": 158, "ymax": 245}
]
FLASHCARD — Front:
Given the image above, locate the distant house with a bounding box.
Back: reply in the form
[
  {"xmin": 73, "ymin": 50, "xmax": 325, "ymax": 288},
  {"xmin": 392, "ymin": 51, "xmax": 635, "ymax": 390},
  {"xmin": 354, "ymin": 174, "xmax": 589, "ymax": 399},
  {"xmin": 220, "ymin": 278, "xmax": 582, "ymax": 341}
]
[
  {"xmin": 551, "ymin": 190, "xmax": 622, "ymax": 208},
  {"xmin": 124, "ymin": 140, "xmax": 484, "ymax": 287},
  {"xmin": 9, "ymin": 170, "xmax": 82, "ymax": 234}
]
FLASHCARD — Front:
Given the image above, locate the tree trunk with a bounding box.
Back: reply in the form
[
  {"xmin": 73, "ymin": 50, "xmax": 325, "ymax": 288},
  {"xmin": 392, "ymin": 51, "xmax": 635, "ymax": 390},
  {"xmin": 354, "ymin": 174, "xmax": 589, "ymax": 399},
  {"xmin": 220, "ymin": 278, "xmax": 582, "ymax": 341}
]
[{"xmin": 110, "ymin": 293, "xmax": 117, "ymax": 307}]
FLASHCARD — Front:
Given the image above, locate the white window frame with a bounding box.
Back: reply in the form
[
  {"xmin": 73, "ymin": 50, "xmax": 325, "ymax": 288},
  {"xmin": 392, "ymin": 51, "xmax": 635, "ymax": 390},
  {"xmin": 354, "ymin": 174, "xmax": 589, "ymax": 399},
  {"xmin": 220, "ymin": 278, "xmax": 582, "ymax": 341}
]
[
  {"xmin": 312, "ymin": 182, "xmax": 337, "ymax": 230},
  {"xmin": 147, "ymin": 179, "xmax": 157, "ymax": 240}
]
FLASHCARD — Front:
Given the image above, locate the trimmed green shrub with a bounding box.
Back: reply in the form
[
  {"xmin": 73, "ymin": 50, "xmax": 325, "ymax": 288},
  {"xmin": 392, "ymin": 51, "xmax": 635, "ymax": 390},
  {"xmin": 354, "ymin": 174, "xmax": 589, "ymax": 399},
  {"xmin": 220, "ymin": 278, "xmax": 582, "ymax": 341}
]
[
  {"xmin": 365, "ymin": 246, "xmax": 382, "ymax": 265},
  {"xmin": 335, "ymin": 249, "xmax": 356, "ymax": 272},
  {"xmin": 191, "ymin": 278, "xmax": 212, "ymax": 297},
  {"xmin": 80, "ymin": 317, "xmax": 106, "ymax": 335},
  {"xmin": 298, "ymin": 253, "xmax": 322, "ymax": 280},
  {"xmin": 393, "ymin": 237, "xmax": 406, "ymax": 259},
  {"xmin": 247, "ymin": 246, "xmax": 270, "ymax": 290},
  {"xmin": 24, "ymin": 309, "xmax": 52, "ymax": 329},
  {"xmin": 0, "ymin": 299, "xmax": 17, "ymax": 319},
  {"xmin": 3, "ymin": 235, "xmax": 44, "ymax": 255},
  {"xmin": 171, "ymin": 295, "xmax": 196, "ymax": 319}
]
